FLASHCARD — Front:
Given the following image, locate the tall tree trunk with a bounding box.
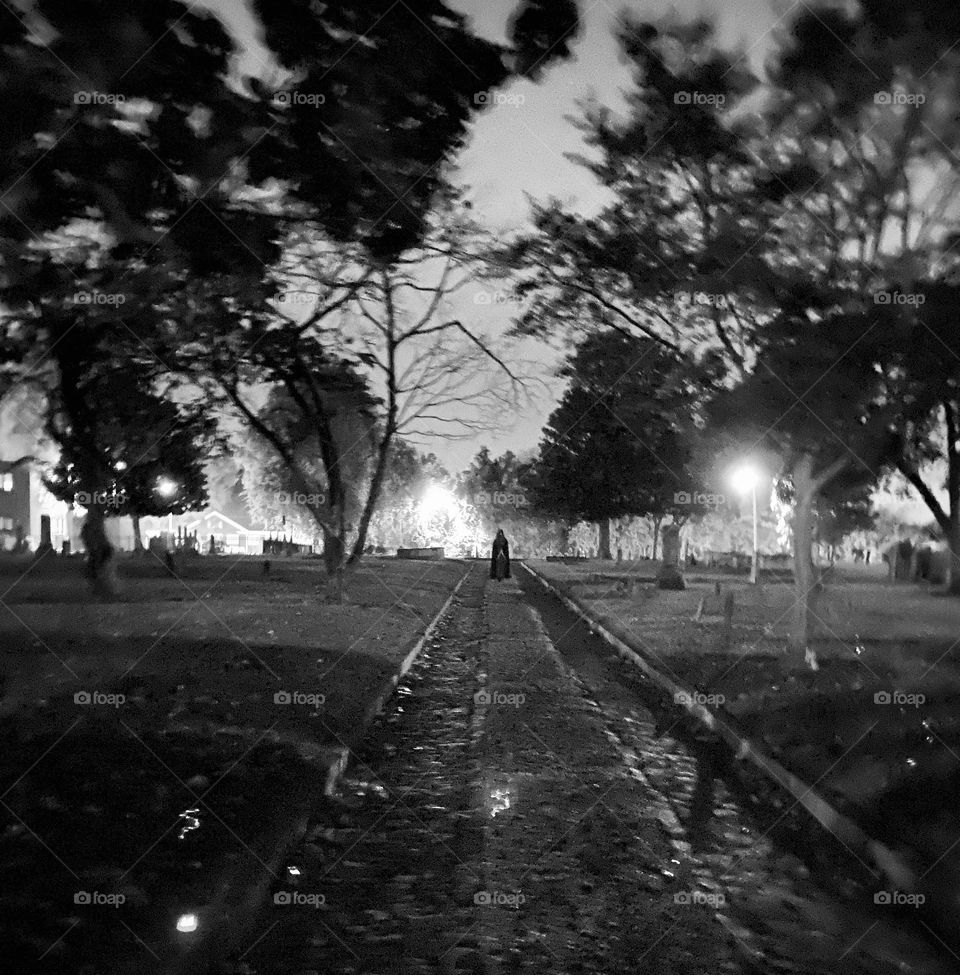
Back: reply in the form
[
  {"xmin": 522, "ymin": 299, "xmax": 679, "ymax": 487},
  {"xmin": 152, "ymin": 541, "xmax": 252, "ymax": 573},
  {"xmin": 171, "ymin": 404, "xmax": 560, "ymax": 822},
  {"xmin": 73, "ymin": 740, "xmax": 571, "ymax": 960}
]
[
  {"xmin": 322, "ymin": 525, "xmax": 345, "ymax": 602},
  {"xmin": 651, "ymin": 515, "xmax": 662, "ymax": 562},
  {"xmin": 945, "ymin": 404, "xmax": 960, "ymax": 594},
  {"xmin": 598, "ymin": 518, "xmax": 612, "ymax": 560},
  {"xmin": 948, "ymin": 515, "xmax": 960, "ymax": 596},
  {"xmin": 132, "ymin": 513, "xmax": 144, "ymax": 553},
  {"xmin": 790, "ymin": 454, "xmax": 818, "ymax": 670},
  {"xmin": 81, "ymin": 504, "xmax": 117, "ymax": 596}
]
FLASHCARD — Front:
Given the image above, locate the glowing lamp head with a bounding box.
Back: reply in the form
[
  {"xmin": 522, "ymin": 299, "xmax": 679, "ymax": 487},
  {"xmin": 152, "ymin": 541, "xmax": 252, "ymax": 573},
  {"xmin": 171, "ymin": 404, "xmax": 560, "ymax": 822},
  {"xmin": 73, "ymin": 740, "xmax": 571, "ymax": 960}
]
[
  {"xmin": 157, "ymin": 477, "xmax": 178, "ymax": 499},
  {"xmin": 419, "ymin": 483, "xmax": 457, "ymax": 521},
  {"xmin": 176, "ymin": 913, "xmax": 198, "ymax": 933},
  {"xmin": 728, "ymin": 463, "xmax": 760, "ymax": 494}
]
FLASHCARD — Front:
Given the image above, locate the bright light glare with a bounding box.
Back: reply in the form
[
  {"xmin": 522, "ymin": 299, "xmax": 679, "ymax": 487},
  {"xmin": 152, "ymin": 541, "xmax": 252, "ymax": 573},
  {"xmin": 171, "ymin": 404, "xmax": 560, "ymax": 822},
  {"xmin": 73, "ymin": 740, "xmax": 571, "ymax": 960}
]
[
  {"xmin": 176, "ymin": 913, "xmax": 198, "ymax": 933},
  {"xmin": 157, "ymin": 477, "xmax": 178, "ymax": 498},
  {"xmin": 419, "ymin": 483, "xmax": 458, "ymax": 523},
  {"xmin": 728, "ymin": 463, "xmax": 760, "ymax": 494}
]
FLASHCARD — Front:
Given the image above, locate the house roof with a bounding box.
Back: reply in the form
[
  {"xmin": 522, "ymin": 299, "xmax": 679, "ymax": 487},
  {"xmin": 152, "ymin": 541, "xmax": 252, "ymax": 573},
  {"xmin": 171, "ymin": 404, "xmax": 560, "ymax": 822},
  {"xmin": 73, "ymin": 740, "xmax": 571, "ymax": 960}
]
[{"xmin": 184, "ymin": 509, "xmax": 257, "ymax": 533}]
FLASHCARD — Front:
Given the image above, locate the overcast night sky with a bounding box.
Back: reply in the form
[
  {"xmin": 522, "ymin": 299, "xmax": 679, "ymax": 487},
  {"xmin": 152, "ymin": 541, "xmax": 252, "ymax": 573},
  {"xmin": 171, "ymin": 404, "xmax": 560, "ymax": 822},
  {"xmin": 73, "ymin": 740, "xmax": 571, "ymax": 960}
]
[{"xmin": 208, "ymin": 0, "xmax": 785, "ymax": 472}]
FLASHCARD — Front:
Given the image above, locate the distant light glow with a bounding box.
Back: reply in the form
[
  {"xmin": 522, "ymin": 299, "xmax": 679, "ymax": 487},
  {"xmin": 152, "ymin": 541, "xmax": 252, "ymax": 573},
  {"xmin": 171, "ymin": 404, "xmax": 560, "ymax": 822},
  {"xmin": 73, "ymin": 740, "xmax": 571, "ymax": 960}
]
[
  {"xmin": 419, "ymin": 483, "xmax": 458, "ymax": 523},
  {"xmin": 157, "ymin": 477, "xmax": 178, "ymax": 498},
  {"xmin": 176, "ymin": 913, "xmax": 198, "ymax": 933},
  {"xmin": 416, "ymin": 482, "xmax": 481, "ymax": 555},
  {"xmin": 728, "ymin": 463, "xmax": 760, "ymax": 494}
]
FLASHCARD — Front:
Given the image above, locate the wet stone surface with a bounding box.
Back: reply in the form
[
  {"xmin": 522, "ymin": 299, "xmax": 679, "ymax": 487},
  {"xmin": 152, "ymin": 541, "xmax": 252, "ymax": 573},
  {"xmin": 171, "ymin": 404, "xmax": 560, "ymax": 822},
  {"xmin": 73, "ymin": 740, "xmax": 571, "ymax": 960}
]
[{"xmin": 236, "ymin": 566, "xmax": 953, "ymax": 975}]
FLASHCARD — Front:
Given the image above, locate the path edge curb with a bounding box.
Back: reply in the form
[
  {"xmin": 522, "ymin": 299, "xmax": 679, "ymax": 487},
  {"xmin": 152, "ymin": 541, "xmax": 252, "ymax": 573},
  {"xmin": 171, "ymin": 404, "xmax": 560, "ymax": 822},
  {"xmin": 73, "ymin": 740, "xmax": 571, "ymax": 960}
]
[
  {"xmin": 166, "ymin": 563, "xmax": 473, "ymax": 975},
  {"xmin": 520, "ymin": 560, "xmax": 920, "ymax": 896}
]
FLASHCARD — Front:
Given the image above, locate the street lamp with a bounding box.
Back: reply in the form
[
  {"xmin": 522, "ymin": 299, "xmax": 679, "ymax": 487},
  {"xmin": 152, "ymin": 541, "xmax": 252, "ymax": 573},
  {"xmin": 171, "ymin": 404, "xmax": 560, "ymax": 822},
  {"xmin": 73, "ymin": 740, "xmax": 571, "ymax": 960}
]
[
  {"xmin": 157, "ymin": 477, "xmax": 178, "ymax": 499},
  {"xmin": 729, "ymin": 463, "xmax": 760, "ymax": 584}
]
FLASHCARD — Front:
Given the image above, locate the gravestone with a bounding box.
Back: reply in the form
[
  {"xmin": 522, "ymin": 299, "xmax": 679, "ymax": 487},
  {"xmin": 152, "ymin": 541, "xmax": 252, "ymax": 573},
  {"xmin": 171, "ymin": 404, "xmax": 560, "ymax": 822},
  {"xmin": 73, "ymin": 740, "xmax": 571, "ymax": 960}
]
[
  {"xmin": 656, "ymin": 523, "xmax": 685, "ymax": 590},
  {"xmin": 35, "ymin": 515, "xmax": 53, "ymax": 557}
]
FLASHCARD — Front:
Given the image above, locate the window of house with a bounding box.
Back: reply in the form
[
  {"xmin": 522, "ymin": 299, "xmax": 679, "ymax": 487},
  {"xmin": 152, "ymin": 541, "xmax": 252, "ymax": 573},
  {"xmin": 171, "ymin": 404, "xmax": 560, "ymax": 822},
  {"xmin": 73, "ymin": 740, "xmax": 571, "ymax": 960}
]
[
  {"xmin": 0, "ymin": 517, "xmax": 13, "ymax": 531},
  {"xmin": 0, "ymin": 473, "xmax": 12, "ymax": 492}
]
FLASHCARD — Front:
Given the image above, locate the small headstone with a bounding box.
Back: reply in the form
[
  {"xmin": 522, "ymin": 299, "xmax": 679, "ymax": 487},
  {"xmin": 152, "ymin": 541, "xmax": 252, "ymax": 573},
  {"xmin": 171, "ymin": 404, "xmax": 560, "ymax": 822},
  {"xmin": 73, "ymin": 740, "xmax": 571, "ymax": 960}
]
[
  {"xmin": 657, "ymin": 524, "xmax": 685, "ymax": 590},
  {"xmin": 35, "ymin": 514, "xmax": 54, "ymax": 557}
]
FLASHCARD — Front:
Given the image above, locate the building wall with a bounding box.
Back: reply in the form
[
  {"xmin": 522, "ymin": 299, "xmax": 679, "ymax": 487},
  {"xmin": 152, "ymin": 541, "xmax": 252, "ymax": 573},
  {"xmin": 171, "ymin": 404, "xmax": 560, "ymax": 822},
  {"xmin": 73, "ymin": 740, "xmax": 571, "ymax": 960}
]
[{"xmin": 0, "ymin": 463, "xmax": 31, "ymax": 548}]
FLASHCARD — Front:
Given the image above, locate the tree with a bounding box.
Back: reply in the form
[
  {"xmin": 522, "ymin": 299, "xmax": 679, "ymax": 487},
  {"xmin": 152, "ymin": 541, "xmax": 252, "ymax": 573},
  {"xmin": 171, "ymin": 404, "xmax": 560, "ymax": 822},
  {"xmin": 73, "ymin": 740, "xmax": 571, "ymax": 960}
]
[
  {"xmin": 765, "ymin": 1, "xmax": 960, "ymax": 591},
  {"xmin": 499, "ymin": 16, "xmax": 783, "ymax": 378},
  {"xmin": 709, "ymin": 310, "xmax": 894, "ymax": 667},
  {"xmin": 43, "ymin": 367, "xmax": 212, "ymax": 586},
  {"xmin": 0, "ymin": 0, "xmax": 580, "ymax": 586},
  {"xmin": 276, "ymin": 190, "xmax": 524, "ymax": 567},
  {"xmin": 534, "ymin": 331, "xmax": 705, "ymax": 560},
  {"xmin": 874, "ymin": 284, "xmax": 960, "ymax": 592}
]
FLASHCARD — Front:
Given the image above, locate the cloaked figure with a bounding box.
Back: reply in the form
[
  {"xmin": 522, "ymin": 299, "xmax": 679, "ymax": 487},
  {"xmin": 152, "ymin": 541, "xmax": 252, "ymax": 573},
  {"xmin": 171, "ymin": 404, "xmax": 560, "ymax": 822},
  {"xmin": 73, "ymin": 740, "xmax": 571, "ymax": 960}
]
[{"xmin": 490, "ymin": 528, "xmax": 511, "ymax": 580}]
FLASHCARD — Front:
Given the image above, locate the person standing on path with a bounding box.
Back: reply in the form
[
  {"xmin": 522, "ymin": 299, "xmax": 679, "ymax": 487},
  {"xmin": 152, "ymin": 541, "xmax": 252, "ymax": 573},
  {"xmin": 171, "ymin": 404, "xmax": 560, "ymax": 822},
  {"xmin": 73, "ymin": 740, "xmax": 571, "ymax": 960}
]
[{"xmin": 490, "ymin": 528, "xmax": 511, "ymax": 580}]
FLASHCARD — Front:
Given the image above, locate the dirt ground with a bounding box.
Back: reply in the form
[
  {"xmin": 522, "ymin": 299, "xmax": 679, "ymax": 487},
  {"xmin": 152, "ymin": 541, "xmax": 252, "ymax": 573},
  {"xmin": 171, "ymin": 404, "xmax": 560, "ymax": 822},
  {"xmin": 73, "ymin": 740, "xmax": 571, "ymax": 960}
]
[
  {"xmin": 0, "ymin": 553, "xmax": 466, "ymax": 973},
  {"xmin": 527, "ymin": 558, "xmax": 960, "ymax": 900}
]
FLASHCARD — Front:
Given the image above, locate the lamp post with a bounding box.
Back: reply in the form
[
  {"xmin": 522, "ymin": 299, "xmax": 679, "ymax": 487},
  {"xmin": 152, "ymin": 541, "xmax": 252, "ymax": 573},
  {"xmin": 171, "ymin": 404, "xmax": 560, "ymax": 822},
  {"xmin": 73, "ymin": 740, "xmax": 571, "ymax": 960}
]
[{"xmin": 729, "ymin": 464, "xmax": 760, "ymax": 584}]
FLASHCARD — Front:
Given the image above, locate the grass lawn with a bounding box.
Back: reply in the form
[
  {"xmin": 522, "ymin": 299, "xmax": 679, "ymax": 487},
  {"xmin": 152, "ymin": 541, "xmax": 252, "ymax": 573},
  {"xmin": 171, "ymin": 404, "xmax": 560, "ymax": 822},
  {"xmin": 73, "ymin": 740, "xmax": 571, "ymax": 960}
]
[
  {"xmin": 526, "ymin": 558, "xmax": 960, "ymax": 886},
  {"xmin": 0, "ymin": 553, "xmax": 467, "ymax": 973}
]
